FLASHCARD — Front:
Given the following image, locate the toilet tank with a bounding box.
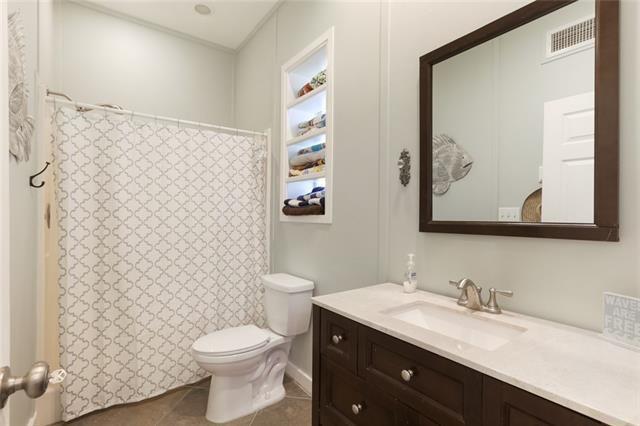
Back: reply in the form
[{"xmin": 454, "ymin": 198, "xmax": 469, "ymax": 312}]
[{"xmin": 262, "ymin": 273, "xmax": 314, "ymax": 336}]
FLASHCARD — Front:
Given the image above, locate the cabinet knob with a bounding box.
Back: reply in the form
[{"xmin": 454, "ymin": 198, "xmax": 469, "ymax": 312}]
[
  {"xmin": 351, "ymin": 402, "xmax": 365, "ymax": 415},
  {"xmin": 331, "ymin": 334, "xmax": 343, "ymax": 345},
  {"xmin": 401, "ymin": 369, "xmax": 414, "ymax": 382}
]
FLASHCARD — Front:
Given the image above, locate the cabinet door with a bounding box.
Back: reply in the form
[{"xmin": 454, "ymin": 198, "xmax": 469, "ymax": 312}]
[
  {"xmin": 320, "ymin": 358, "xmax": 401, "ymax": 426},
  {"xmin": 483, "ymin": 377, "xmax": 602, "ymax": 426}
]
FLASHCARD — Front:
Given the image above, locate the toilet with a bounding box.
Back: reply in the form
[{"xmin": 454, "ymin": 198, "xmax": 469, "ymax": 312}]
[{"xmin": 192, "ymin": 273, "xmax": 314, "ymax": 423}]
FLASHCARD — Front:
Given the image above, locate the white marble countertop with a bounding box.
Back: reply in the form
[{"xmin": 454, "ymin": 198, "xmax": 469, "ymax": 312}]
[{"xmin": 312, "ymin": 283, "xmax": 640, "ymax": 426}]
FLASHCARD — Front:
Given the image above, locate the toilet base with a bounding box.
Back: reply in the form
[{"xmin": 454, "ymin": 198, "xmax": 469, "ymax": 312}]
[
  {"xmin": 205, "ymin": 380, "xmax": 286, "ymax": 423},
  {"xmin": 203, "ymin": 340, "xmax": 292, "ymax": 423}
]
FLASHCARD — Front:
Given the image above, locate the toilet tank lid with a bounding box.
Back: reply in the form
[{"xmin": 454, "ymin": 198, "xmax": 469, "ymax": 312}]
[{"xmin": 262, "ymin": 273, "xmax": 314, "ymax": 293}]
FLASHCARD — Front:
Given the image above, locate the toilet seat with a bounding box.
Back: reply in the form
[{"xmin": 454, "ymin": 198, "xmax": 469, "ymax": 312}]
[{"xmin": 193, "ymin": 325, "xmax": 271, "ymax": 357}]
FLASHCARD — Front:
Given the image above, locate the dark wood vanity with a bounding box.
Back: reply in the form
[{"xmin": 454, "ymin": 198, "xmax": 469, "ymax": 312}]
[{"xmin": 312, "ymin": 306, "xmax": 604, "ymax": 426}]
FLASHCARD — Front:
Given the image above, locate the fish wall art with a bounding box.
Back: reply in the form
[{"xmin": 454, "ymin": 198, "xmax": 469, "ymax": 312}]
[
  {"xmin": 8, "ymin": 10, "xmax": 34, "ymax": 162},
  {"xmin": 432, "ymin": 134, "xmax": 473, "ymax": 195}
]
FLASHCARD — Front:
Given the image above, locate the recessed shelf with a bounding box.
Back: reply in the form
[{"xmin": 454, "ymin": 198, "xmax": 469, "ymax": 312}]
[
  {"xmin": 286, "ymin": 128, "xmax": 327, "ymax": 146},
  {"xmin": 287, "ymin": 84, "xmax": 327, "ymax": 109},
  {"xmin": 286, "ymin": 171, "xmax": 326, "ymax": 183},
  {"xmin": 281, "ymin": 28, "xmax": 333, "ymax": 225}
]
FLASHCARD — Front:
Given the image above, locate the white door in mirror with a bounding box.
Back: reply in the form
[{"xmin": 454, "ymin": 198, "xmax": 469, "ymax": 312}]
[{"xmin": 542, "ymin": 92, "xmax": 595, "ymax": 223}]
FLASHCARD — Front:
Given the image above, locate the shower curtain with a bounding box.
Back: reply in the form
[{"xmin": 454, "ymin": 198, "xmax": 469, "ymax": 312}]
[{"xmin": 52, "ymin": 105, "xmax": 269, "ymax": 420}]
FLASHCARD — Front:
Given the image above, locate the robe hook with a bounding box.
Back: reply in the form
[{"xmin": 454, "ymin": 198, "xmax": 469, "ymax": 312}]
[{"xmin": 30, "ymin": 161, "xmax": 51, "ymax": 188}]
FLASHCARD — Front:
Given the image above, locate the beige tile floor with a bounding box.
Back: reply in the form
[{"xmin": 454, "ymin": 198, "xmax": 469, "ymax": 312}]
[{"xmin": 57, "ymin": 376, "xmax": 311, "ymax": 426}]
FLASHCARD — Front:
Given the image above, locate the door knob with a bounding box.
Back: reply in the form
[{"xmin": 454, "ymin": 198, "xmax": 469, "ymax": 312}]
[
  {"xmin": 331, "ymin": 334, "xmax": 343, "ymax": 344},
  {"xmin": 0, "ymin": 362, "xmax": 67, "ymax": 408}
]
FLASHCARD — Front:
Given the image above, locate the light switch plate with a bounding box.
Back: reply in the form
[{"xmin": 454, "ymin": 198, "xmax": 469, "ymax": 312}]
[
  {"xmin": 498, "ymin": 207, "xmax": 521, "ymax": 222},
  {"xmin": 603, "ymin": 292, "xmax": 640, "ymax": 349}
]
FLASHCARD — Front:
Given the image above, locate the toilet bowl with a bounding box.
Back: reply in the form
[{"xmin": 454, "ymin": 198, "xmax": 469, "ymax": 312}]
[{"xmin": 192, "ymin": 273, "xmax": 314, "ymax": 423}]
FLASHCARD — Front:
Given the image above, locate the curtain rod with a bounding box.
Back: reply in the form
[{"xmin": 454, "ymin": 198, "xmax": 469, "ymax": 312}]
[{"xmin": 45, "ymin": 96, "xmax": 267, "ymax": 137}]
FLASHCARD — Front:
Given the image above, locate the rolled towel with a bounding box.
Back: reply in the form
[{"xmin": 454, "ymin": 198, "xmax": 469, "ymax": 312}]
[
  {"xmin": 296, "ymin": 143, "xmax": 325, "ymax": 156},
  {"xmin": 289, "ymin": 164, "xmax": 325, "ymax": 177}
]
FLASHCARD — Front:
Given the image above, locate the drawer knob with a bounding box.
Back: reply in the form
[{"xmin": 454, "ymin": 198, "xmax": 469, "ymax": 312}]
[
  {"xmin": 331, "ymin": 334, "xmax": 343, "ymax": 344},
  {"xmin": 401, "ymin": 369, "xmax": 414, "ymax": 382},
  {"xmin": 351, "ymin": 402, "xmax": 365, "ymax": 415}
]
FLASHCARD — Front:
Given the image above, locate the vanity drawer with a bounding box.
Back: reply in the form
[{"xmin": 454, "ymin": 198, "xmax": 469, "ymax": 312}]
[
  {"xmin": 320, "ymin": 358, "xmax": 400, "ymax": 426},
  {"xmin": 320, "ymin": 309, "xmax": 358, "ymax": 373},
  {"xmin": 358, "ymin": 326, "xmax": 482, "ymax": 425}
]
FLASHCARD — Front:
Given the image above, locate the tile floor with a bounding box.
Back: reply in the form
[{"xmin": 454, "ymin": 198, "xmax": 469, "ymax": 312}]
[{"xmin": 57, "ymin": 376, "xmax": 311, "ymax": 426}]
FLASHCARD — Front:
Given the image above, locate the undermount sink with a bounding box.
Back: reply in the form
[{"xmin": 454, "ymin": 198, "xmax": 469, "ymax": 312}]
[{"xmin": 382, "ymin": 301, "xmax": 527, "ymax": 351}]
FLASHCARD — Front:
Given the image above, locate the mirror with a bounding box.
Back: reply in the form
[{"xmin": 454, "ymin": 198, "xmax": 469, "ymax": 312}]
[{"xmin": 420, "ymin": 0, "xmax": 619, "ymax": 241}]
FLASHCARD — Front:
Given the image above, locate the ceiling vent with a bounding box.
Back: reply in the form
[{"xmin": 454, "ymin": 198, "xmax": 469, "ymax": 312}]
[{"xmin": 547, "ymin": 17, "xmax": 595, "ymax": 59}]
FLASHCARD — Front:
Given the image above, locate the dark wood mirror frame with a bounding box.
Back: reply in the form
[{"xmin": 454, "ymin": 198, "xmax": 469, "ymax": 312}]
[{"xmin": 419, "ymin": 0, "xmax": 619, "ymax": 242}]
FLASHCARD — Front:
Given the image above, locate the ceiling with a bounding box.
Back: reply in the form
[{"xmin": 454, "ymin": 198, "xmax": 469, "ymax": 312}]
[{"xmin": 82, "ymin": 0, "xmax": 280, "ymax": 50}]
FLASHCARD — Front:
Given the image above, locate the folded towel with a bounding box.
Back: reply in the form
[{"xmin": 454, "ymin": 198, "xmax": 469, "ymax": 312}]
[
  {"xmin": 291, "ymin": 158, "xmax": 324, "ymax": 171},
  {"xmin": 284, "ymin": 196, "xmax": 325, "ymax": 207},
  {"xmin": 290, "ymin": 149, "xmax": 325, "ymax": 167},
  {"xmin": 283, "ymin": 204, "xmax": 325, "ymax": 216}
]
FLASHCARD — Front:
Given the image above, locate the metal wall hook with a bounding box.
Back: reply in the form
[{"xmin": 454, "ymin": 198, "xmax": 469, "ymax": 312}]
[
  {"xmin": 30, "ymin": 161, "xmax": 50, "ymax": 188},
  {"xmin": 398, "ymin": 149, "xmax": 411, "ymax": 186}
]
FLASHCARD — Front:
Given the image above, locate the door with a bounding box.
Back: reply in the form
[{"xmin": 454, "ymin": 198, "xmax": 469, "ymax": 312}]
[
  {"xmin": 1, "ymin": 0, "xmax": 12, "ymax": 423},
  {"xmin": 541, "ymin": 91, "xmax": 595, "ymax": 223},
  {"xmin": 1, "ymin": 2, "xmax": 53, "ymax": 423}
]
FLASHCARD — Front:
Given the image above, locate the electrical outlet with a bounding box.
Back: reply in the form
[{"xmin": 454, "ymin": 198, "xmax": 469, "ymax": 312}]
[{"xmin": 498, "ymin": 207, "xmax": 521, "ymax": 222}]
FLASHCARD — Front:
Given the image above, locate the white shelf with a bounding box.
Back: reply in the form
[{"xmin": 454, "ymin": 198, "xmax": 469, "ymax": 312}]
[
  {"xmin": 286, "ymin": 128, "xmax": 327, "ymax": 146},
  {"xmin": 280, "ymin": 28, "xmax": 334, "ymax": 224},
  {"xmin": 287, "ymin": 84, "xmax": 327, "ymax": 109},
  {"xmin": 286, "ymin": 171, "xmax": 326, "ymax": 183}
]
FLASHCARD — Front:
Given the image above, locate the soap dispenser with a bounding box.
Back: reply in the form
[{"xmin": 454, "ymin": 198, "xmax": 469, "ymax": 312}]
[{"xmin": 403, "ymin": 253, "xmax": 417, "ymax": 293}]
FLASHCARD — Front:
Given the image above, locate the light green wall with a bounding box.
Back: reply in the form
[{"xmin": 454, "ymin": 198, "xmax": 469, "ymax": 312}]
[
  {"xmin": 234, "ymin": 1, "xmax": 382, "ymax": 374},
  {"xmin": 385, "ymin": 0, "xmax": 639, "ymax": 333},
  {"xmin": 235, "ymin": 0, "xmax": 640, "ymax": 380}
]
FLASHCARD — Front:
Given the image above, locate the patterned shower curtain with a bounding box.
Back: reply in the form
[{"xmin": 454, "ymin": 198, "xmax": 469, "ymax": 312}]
[{"xmin": 52, "ymin": 105, "xmax": 269, "ymax": 420}]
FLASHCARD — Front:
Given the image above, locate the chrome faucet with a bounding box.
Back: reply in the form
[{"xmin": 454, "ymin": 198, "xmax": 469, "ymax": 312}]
[{"xmin": 449, "ymin": 279, "xmax": 513, "ymax": 314}]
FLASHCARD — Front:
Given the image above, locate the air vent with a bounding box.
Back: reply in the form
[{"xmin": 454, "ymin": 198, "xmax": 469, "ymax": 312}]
[{"xmin": 547, "ymin": 17, "xmax": 595, "ymax": 58}]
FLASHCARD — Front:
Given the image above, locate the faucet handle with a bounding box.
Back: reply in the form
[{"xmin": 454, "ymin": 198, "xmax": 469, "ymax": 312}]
[{"xmin": 484, "ymin": 288, "xmax": 513, "ymax": 314}]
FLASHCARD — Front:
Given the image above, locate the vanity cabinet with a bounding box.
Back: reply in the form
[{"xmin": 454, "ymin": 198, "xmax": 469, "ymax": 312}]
[{"xmin": 313, "ymin": 306, "xmax": 605, "ymax": 426}]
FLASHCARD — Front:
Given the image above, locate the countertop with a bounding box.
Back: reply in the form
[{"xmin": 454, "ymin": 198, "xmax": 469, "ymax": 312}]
[{"xmin": 312, "ymin": 283, "xmax": 640, "ymax": 426}]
